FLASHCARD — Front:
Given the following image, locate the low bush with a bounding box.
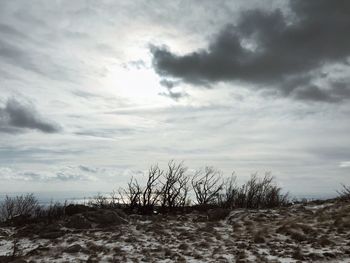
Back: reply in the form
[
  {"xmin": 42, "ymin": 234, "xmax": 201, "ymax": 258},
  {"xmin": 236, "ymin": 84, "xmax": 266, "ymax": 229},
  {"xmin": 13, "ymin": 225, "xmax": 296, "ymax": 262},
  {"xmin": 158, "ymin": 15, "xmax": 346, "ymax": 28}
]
[
  {"xmin": 337, "ymin": 184, "xmax": 350, "ymax": 201},
  {"xmin": 0, "ymin": 194, "xmax": 67, "ymax": 224},
  {"xmin": 218, "ymin": 173, "xmax": 289, "ymax": 209},
  {"xmin": 0, "ymin": 194, "xmax": 39, "ymax": 222}
]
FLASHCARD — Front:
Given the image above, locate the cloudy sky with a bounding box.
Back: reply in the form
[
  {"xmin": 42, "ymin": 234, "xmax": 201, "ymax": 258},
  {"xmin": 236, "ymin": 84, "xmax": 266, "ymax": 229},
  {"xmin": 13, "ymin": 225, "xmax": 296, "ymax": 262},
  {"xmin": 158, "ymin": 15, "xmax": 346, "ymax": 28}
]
[{"xmin": 1, "ymin": 0, "xmax": 349, "ymax": 197}]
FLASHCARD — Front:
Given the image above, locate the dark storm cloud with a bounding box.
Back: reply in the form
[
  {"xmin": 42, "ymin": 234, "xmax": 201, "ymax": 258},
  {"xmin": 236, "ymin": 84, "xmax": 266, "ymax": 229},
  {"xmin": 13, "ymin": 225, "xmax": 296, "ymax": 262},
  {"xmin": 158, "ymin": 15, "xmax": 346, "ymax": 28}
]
[
  {"xmin": 0, "ymin": 99, "xmax": 61, "ymax": 133},
  {"xmin": 152, "ymin": 0, "xmax": 350, "ymax": 102}
]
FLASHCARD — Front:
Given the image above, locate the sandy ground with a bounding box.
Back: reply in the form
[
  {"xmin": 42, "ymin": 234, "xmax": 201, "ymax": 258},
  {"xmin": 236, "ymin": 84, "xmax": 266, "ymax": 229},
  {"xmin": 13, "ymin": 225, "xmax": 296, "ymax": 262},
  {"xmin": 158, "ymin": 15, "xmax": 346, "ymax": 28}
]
[{"xmin": 1, "ymin": 200, "xmax": 350, "ymax": 263}]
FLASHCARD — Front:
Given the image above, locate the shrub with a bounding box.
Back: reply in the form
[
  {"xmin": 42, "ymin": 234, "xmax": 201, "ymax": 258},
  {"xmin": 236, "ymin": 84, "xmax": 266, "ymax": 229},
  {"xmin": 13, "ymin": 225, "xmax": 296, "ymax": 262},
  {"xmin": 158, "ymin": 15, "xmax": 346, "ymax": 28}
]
[
  {"xmin": 38, "ymin": 201, "xmax": 67, "ymax": 222},
  {"xmin": 119, "ymin": 161, "xmax": 190, "ymax": 214},
  {"xmin": 88, "ymin": 193, "xmax": 109, "ymax": 208},
  {"xmin": 219, "ymin": 173, "xmax": 289, "ymax": 209},
  {"xmin": 117, "ymin": 164, "xmax": 289, "ymax": 212},
  {"xmin": 0, "ymin": 194, "xmax": 39, "ymax": 222},
  {"xmin": 191, "ymin": 166, "xmax": 223, "ymax": 205},
  {"xmin": 159, "ymin": 161, "xmax": 190, "ymax": 210},
  {"xmin": 337, "ymin": 184, "xmax": 350, "ymax": 201},
  {"xmin": 119, "ymin": 176, "xmax": 142, "ymax": 210},
  {"xmin": 0, "ymin": 194, "xmax": 70, "ymax": 224}
]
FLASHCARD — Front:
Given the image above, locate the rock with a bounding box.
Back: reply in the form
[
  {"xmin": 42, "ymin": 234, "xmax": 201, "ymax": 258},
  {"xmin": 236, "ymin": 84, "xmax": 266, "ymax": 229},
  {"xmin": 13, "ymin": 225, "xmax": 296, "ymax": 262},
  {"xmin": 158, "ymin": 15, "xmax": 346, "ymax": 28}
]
[
  {"xmin": 63, "ymin": 244, "xmax": 84, "ymax": 253},
  {"xmin": 66, "ymin": 214, "xmax": 92, "ymax": 229},
  {"xmin": 207, "ymin": 208, "xmax": 230, "ymax": 221},
  {"xmin": 65, "ymin": 204, "xmax": 92, "ymax": 216},
  {"xmin": 83, "ymin": 209, "xmax": 127, "ymax": 226}
]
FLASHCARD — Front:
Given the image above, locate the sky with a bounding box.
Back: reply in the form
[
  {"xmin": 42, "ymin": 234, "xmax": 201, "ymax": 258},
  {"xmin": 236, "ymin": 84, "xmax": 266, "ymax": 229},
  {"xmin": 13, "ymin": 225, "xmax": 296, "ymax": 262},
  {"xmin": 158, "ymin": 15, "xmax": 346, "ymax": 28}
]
[{"xmin": 0, "ymin": 0, "xmax": 349, "ymax": 197}]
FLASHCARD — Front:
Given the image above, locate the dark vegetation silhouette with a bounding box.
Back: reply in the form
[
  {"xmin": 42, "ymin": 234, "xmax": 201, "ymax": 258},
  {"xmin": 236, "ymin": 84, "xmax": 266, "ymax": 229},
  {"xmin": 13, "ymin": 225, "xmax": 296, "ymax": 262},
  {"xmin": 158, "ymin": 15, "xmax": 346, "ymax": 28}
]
[
  {"xmin": 0, "ymin": 194, "xmax": 66, "ymax": 225},
  {"xmin": 337, "ymin": 184, "xmax": 350, "ymax": 201},
  {"xmin": 0, "ymin": 161, "xmax": 347, "ymax": 224},
  {"xmin": 192, "ymin": 166, "xmax": 223, "ymax": 206}
]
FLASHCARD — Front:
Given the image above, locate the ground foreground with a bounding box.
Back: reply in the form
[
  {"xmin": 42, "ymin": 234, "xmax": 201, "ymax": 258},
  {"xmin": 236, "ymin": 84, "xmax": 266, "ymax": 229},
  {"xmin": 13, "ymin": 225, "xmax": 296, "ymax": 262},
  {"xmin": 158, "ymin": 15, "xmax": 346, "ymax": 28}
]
[{"xmin": 1, "ymin": 200, "xmax": 350, "ymax": 263}]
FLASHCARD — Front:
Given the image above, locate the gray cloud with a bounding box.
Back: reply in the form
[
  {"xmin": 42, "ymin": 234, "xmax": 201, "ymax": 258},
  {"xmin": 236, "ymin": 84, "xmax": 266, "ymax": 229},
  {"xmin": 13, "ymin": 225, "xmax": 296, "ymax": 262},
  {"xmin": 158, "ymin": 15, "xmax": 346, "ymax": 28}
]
[
  {"xmin": 0, "ymin": 165, "xmax": 98, "ymax": 182},
  {"xmin": 0, "ymin": 99, "xmax": 61, "ymax": 133},
  {"xmin": 0, "ymin": 0, "xmax": 349, "ymax": 195},
  {"xmin": 0, "ymin": 23, "xmax": 29, "ymax": 40},
  {"xmin": 159, "ymin": 79, "xmax": 188, "ymax": 101},
  {"xmin": 152, "ymin": 0, "xmax": 350, "ymax": 102},
  {"xmin": 160, "ymin": 79, "xmax": 178, "ymax": 90},
  {"xmin": 0, "ymin": 39, "xmax": 42, "ymax": 74}
]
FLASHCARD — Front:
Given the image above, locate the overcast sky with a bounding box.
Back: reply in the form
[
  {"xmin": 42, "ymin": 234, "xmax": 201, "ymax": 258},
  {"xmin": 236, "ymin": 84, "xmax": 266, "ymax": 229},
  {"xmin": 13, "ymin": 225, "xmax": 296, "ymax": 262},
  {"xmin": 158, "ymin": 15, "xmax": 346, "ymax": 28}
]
[{"xmin": 0, "ymin": 0, "xmax": 349, "ymax": 197}]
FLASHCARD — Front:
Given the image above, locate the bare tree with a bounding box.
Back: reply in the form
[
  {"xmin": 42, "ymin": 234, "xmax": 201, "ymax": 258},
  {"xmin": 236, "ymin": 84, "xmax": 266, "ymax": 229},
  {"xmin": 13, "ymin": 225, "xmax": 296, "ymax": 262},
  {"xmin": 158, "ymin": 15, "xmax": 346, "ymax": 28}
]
[
  {"xmin": 160, "ymin": 161, "xmax": 189, "ymax": 209},
  {"xmin": 142, "ymin": 165, "xmax": 162, "ymax": 208},
  {"xmin": 119, "ymin": 177, "xmax": 142, "ymax": 210},
  {"xmin": 192, "ymin": 166, "xmax": 223, "ymax": 205},
  {"xmin": 218, "ymin": 173, "xmax": 238, "ymax": 209}
]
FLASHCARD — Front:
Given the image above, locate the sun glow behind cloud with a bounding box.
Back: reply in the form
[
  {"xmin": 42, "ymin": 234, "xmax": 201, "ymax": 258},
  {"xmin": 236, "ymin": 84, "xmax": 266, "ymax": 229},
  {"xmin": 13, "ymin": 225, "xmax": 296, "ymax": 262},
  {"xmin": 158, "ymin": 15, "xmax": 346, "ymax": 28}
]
[
  {"xmin": 0, "ymin": 0, "xmax": 350, "ymax": 196},
  {"xmin": 103, "ymin": 63, "xmax": 168, "ymax": 106}
]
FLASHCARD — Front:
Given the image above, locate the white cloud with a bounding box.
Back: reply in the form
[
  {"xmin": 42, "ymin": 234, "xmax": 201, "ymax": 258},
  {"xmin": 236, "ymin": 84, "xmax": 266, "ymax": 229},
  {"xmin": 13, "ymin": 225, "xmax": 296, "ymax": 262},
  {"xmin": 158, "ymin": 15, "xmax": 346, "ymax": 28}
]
[
  {"xmin": 339, "ymin": 161, "xmax": 350, "ymax": 168},
  {"xmin": 0, "ymin": 0, "xmax": 349, "ymax": 197}
]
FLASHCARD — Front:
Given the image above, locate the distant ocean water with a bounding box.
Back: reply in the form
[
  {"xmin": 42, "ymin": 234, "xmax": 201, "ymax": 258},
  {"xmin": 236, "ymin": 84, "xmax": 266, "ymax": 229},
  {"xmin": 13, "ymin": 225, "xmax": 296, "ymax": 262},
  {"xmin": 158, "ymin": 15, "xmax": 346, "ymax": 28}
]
[
  {"xmin": 0, "ymin": 191, "xmax": 338, "ymax": 205},
  {"xmin": 0, "ymin": 191, "xmax": 109, "ymax": 206}
]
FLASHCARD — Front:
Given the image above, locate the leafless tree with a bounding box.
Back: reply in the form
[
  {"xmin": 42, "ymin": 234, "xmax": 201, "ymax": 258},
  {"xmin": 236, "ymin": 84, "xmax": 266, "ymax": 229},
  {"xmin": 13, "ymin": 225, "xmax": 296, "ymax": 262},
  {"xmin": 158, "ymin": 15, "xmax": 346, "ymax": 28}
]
[
  {"xmin": 160, "ymin": 161, "xmax": 189, "ymax": 209},
  {"xmin": 119, "ymin": 176, "xmax": 142, "ymax": 210},
  {"xmin": 192, "ymin": 166, "xmax": 223, "ymax": 205},
  {"xmin": 141, "ymin": 164, "xmax": 163, "ymax": 209},
  {"xmin": 218, "ymin": 173, "xmax": 239, "ymax": 209}
]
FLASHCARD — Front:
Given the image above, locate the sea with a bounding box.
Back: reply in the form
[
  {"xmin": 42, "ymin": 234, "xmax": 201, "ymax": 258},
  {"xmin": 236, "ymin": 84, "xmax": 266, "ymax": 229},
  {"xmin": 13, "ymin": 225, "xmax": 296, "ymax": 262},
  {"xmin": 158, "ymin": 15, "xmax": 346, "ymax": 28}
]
[
  {"xmin": 0, "ymin": 191, "xmax": 108, "ymax": 206},
  {"xmin": 0, "ymin": 191, "xmax": 338, "ymax": 206}
]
